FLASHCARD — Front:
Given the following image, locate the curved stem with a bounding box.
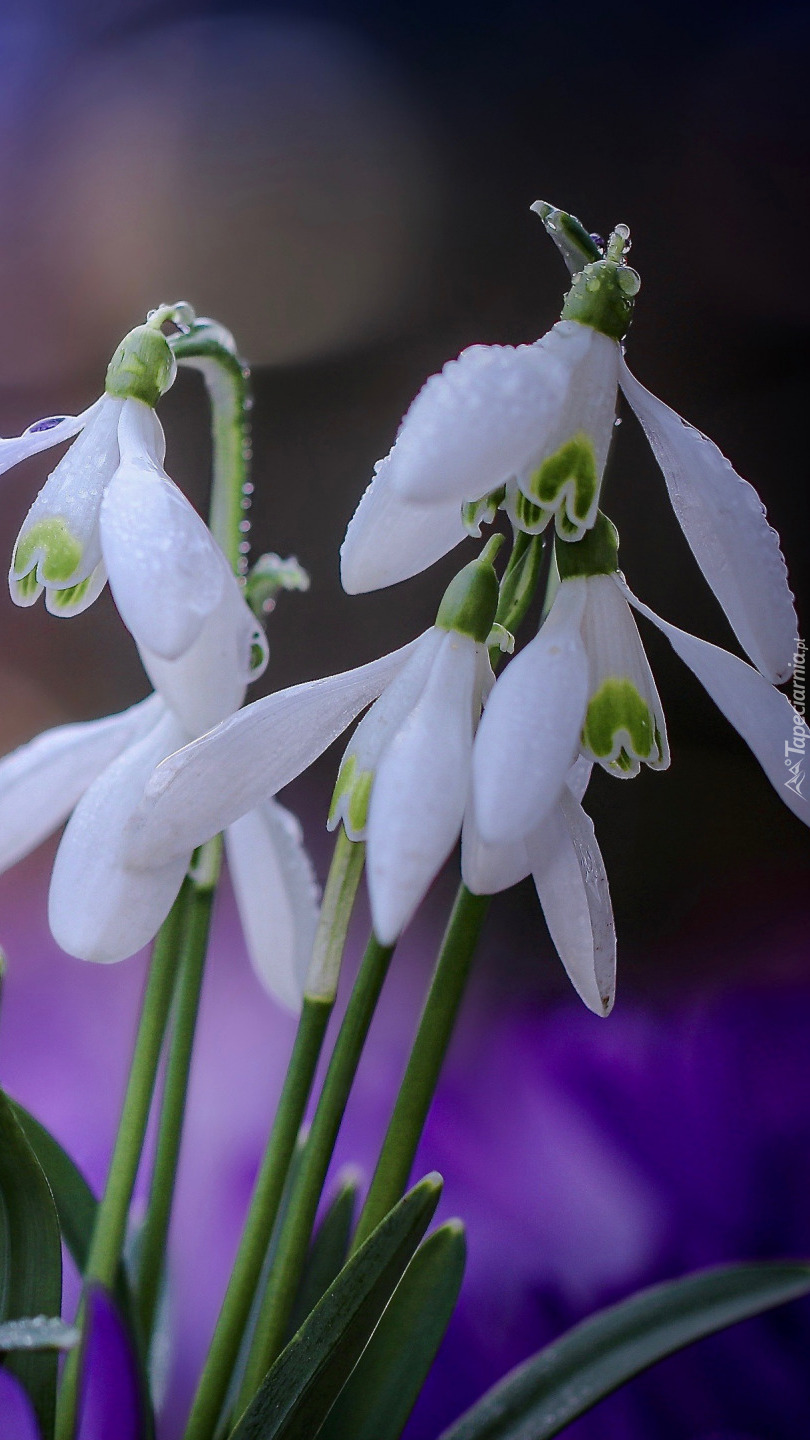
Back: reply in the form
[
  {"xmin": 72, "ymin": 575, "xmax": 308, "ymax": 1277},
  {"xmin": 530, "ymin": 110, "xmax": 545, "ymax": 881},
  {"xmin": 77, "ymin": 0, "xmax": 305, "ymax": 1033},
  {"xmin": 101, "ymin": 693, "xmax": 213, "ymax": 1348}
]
[
  {"xmin": 351, "ymin": 886, "xmax": 489, "ymax": 1253},
  {"xmin": 234, "ymin": 934, "xmax": 395, "ymax": 1416},
  {"xmin": 135, "ymin": 840, "xmax": 221, "ymax": 1344}
]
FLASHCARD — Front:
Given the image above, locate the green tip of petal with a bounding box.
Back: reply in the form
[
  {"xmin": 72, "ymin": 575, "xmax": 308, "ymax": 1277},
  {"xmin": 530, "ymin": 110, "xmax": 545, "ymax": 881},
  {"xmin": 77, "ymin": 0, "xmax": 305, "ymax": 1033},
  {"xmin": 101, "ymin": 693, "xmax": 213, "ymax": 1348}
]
[
  {"xmin": 556, "ymin": 511, "xmax": 620, "ymax": 578},
  {"xmin": 13, "ymin": 518, "xmax": 83, "ymax": 584},
  {"xmin": 436, "ymin": 541, "xmax": 502, "ymax": 643},
  {"xmin": 582, "ymin": 677, "xmax": 660, "ymax": 773},
  {"xmin": 105, "ymin": 323, "xmax": 177, "ymax": 406},
  {"xmin": 47, "ymin": 575, "xmax": 95, "ymax": 612},
  {"xmin": 528, "ymin": 432, "xmax": 598, "ymax": 530}
]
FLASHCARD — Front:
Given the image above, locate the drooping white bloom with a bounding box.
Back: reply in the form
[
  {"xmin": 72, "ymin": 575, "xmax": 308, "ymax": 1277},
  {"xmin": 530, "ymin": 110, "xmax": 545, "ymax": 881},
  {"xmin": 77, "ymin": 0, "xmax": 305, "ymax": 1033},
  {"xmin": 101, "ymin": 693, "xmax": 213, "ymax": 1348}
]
[
  {"xmin": 126, "ymin": 551, "xmax": 504, "ymax": 948},
  {"xmin": 462, "ymin": 758, "xmax": 616, "ymax": 1018},
  {"xmin": 0, "ymin": 556, "xmax": 318, "ymax": 1011},
  {"xmin": 341, "ymin": 208, "xmax": 798, "ymax": 690},
  {"xmin": 473, "ymin": 518, "xmax": 810, "ymax": 852},
  {"xmin": 4, "ymin": 320, "xmax": 225, "ymax": 658}
]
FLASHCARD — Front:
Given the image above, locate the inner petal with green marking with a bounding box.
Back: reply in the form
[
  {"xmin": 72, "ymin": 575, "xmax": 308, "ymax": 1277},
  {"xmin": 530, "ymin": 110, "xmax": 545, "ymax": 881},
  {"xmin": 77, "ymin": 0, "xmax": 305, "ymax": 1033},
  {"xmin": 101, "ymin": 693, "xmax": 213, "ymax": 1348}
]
[
  {"xmin": 328, "ymin": 753, "xmax": 374, "ymax": 840},
  {"xmin": 582, "ymin": 677, "xmax": 665, "ymax": 777},
  {"xmin": 13, "ymin": 517, "xmax": 83, "ymax": 585},
  {"xmin": 527, "ymin": 432, "xmax": 598, "ymax": 530}
]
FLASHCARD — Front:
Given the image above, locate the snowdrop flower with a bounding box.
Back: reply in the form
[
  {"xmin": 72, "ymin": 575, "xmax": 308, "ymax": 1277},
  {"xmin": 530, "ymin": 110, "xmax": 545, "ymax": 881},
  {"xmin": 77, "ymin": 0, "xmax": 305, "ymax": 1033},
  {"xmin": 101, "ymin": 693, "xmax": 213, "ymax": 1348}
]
[
  {"xmin": 473, "ymin": 514, "xmax": 810, "ymax": 855},
  {"xmin": 0, "ymin": 554, "xmax": 319, "ymax": 1011},
  {"xmin": 341, "ymin": 203, "xmax": 798, "ymax": 692},
  {"xmin": 4, "ymin": 307, "xmax": 227, "ymax": 659},
  {"xmin": 462, "ymin": 757, "xmax": 616, "ymax": 1018},
  {"xmin": 125, "ymin": 545, "xmax": 505, "ymax": 947}
]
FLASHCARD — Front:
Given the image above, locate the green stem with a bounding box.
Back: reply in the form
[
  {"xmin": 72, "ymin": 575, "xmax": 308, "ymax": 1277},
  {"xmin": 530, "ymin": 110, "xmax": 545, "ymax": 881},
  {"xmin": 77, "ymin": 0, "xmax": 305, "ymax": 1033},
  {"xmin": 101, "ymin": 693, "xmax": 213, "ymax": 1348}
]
[
  {"xmin": 55, "ymin": 892, "xmax": 188, "ymax": 1440},
  {"xmin": 135, "ymin": 841, "xmax": 221, "ymax": 1344},
  {"xmin": 183, "ymin": 830, "xmax": 363, "ymax": 1440},
  {"xmin": 351, "ymin": 886, "xmax": 489, "ymax": 1253},
  {"xmin": 170, "ymin": 320, "xmax": 250, "ymax": 572},
  {"xmin": 234, "ymin": 934, "xmax": 395, "ymax": 1416}
]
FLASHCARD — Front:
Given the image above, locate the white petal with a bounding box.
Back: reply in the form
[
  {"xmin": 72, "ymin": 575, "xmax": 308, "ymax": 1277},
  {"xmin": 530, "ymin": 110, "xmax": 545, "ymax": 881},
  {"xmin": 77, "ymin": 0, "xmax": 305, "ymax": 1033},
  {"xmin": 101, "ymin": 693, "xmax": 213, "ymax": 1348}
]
[
  {"xmin": 567, "ymin": 754, "xmax": 593, "ymax": 803},
  {"xmin": 619, "ymin": 578, "xmax": 810, "ymax": 829},
  {"xmin": 226, "ymin": 801, "xmax": 319, "ymax": 1014},
  {"xmin": 367, "ymin": 632, "xmax": 478, "ymax": 943},
  {"xmin": 49, "ymin": 708, "xmax": 191, "ymax": 963},
  {"xmin": 460, "ymin": 805, "xmax": 530, "ymax": 894},
  {"xmin": 580, "ymin": 573, "xmax": 669, "ymax": 777},
  {"xmin": 125, "ymin": 636, "xmax": 425, "ymax": 867},
  {"xmin": 9, "ymin": 397, "xmax": 122, "ymax": 601},
  {"xmin": 138, "ymin": 558, "xmax": 256, "ymax": 736},
  {"xmin": 328, "ymin": 629, "xmax": 444, "ymax": 838},
  {"xmin": 100, "ymin": 399, "xmax": 225, "ymax": 660},
  {"xmin": 529, "ymin": 787, "xmax": 615, "ymax": 1016},
  {"xmin": 619, "ymin": 359, "xmax": 798, "ymax": 684},
  {"xmin": 0, "ymin": 696, "xmax": 162, "ymax": 873},
  {"xmin": 0, "ymin": 402, "xmax": 101, "ymax": 477},
  {"xmin": 473, "ymin": 579, "xmax": 590, "ymax": 845},
  {"xmin": 386, "ymin": 339, "xmax": 569, "ymax": 507},
  {"xmin": 340, "ymin": 455, "xmax": 468, "ymax": 593}
]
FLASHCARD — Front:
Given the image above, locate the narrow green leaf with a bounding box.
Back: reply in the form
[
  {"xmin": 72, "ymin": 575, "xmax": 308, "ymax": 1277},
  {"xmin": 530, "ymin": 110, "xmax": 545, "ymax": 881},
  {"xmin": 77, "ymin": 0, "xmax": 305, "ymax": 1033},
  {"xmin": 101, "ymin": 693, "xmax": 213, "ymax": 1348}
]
[
  {"xmin": 0, "ymin": 1088, "xmax": 63, "ymax": 1438},
  {"xmin": 319, "ymin": 1219, "xmax": 466, "ymax": 1440},
  {"xmin": 10, "ymin": 1100, "xmax": 131, "ymax": 1316},
  {"xmin": 440, "ymin": 1261, "xmax": 810, "ymax": 1440},
  {"xmin": 286, "ymin": 1173, "xmax": 359, "ymax": 1340},
  {"xmin": 230, "ymin": 1172, "xmax": 443, "ymax": 1440},
  {"xmin": 0, "ymin": 1318, "xmax": 79, "ymax": 1353}
]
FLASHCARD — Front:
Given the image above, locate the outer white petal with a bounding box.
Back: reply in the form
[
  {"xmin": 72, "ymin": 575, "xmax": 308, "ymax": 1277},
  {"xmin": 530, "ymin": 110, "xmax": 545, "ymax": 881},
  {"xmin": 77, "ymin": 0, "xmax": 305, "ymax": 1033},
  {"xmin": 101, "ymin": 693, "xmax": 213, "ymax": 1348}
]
[
  {"xmin": 473, "ymin": 579, "xmax": 590, "ymax": 845},
  {"xmin": 460, "ymin": 806, "xmax": 531, "ymax": 894},
  {"xmin": 340, "ymin": 454, "xmax": 468, "ymax": 593},
  {"xmin": 619, "ymin": 577, "xmax": 810, "ymax": 828},
  {"xmin": 367, "ymin": 632, "xmax": 478, "ymax": 943},
  {"xmin": 0, "ymin": 695, "xmax": 162, "ymax": 873},
  {"xmin": 225, "ymin": 801, "xmax": 319, "ymax": 1014},
  {"xmin": 386, "ymin": 340, "xmax": 569, "ymax": 507},
  {"xmin": 139, "ymin": 557, "xmax": 256, "ymax": 736},
  {"xmin": 125, "ymin": 636, "xmax": 425, "ymax": 867},
  {"xmin": 100, "ymin": 399, "xmax": 225, "ymax": 660},
  {"xmin": 49, "ymin": 708, "xmax": 191, "ymax": 963},
  {"xmin": 580, "ymin": 573, "xmax": 669, "ymax": 777},
  {"xmin": 619, "ymin": 359, "xmax": 798, "ymax": 684},
  {"xmin": 529, "ymin": 786, "xmax": 615, "ymax": 1016},
  {"xmin": 0, "ymin": 404, "xmax": 99, "ymax": 476},
  {"xmin": 9, "ymin": 397, "xmax": 122, "ymax": 600}
]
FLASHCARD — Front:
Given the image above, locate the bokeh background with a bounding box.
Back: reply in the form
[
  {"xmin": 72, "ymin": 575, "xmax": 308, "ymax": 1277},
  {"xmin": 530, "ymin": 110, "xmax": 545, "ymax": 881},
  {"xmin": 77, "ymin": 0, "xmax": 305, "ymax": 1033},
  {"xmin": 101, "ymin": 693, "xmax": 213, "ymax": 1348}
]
[{"xmin": 1, "ymin": 0, "xmax": 809, "ymax": 1435}]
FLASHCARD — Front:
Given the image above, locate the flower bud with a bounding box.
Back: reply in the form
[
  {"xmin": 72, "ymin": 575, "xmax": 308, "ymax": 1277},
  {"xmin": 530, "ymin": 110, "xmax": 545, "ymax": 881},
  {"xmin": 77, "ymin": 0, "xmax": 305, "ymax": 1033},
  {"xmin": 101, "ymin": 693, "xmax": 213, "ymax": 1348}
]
[{"xmin": 435, "ymin": 534, "xmax": 503, "ymax": 643}]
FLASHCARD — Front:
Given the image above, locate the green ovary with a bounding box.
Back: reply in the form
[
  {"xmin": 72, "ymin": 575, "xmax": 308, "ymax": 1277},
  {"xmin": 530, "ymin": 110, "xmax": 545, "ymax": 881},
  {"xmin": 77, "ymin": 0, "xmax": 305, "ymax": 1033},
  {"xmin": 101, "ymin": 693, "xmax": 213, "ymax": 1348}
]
[
  {"xmin": 13, "ymin": 518, "xmax": 82, "ymax": 584},
  {"xmin": 582, "ymin": 678, "xmax": 657, "ymax": 767},
  {"xmin": 328, "ymin": 755, "xmax": 374, "ymax": 837},
  {"xmin": 528, "ymin": 432, "xmax": 598, "ymax": 523}
]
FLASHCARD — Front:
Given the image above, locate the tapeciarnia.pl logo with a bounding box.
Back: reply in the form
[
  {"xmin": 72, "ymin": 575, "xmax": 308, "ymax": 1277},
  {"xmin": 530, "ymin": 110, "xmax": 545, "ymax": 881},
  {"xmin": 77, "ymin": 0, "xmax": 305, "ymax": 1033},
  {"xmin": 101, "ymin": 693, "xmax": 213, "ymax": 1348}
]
[{"xmin": 785, "ymin": 638, "xmax": 806, "ymax": 799}]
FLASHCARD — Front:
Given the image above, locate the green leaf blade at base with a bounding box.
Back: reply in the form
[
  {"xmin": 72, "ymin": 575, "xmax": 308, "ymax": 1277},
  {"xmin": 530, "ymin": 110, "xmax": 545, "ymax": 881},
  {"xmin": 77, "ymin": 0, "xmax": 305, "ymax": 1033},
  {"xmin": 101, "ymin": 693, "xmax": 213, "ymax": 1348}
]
[
  {"xmin": 440, "ymin": 1261, "xmax": 810, "ymax": 1440},
  {"xmin": 230, "ymin": 1172, "xmax": 443, "ymax": 1440},
  {"xmin": 318, "ymin": 1219, "xmax": 466, "ymax": 1440}
]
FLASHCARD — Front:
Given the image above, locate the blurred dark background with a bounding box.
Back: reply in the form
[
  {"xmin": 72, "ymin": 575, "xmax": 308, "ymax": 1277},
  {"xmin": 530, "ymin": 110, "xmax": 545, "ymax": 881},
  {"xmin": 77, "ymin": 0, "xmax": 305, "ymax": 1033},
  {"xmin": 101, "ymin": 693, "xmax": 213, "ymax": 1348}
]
[{"xmin": 1, "ymin": 2, "xmax": 809, "ymax": 1435}]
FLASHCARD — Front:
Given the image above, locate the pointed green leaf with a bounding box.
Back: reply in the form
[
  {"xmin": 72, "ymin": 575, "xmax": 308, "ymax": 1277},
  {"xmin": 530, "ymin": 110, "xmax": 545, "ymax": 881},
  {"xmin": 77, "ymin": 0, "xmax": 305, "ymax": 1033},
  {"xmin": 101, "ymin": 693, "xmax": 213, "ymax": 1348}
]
[
  {"xmin": 0, "ymin": 1317, "xmax": 79, "ymax": 1353},
  {"xmin": 230, "ymin": 1172, "xmax": 443, "ymax": 1440},
  {"xmin": 319, "ymin": 1219, "xmax": 466, "ymax": 1440},
  {"xmin": 286, "ymin": 1173, "xmax": 359, "ymax": 1341},
  {"xmin": 440, "ymin": 1261, "xmax": 810, "ymax": 1440},
  {"xmin": 0, "ymin": 1088, "xmax": 62, "ymax": 1437}
]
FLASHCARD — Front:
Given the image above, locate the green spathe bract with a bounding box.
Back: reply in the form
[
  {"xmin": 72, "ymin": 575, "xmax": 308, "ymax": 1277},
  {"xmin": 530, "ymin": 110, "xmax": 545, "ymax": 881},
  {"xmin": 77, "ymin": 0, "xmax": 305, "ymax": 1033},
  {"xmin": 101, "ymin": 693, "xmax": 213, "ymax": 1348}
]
[
  {"xmin": 13, "ymin": 517, "xmax": 83, "ymax": 584},
  {"xmin": 528, "ymin": 432, "xmax": 598, "ymax": 525},
  {"xmin": 105, "ymin": 323, "xmax": 176, "ymax": 408},
  {"xmin": 556, "ymin": 512, "xmax": 620, "ymax": 579},
  {"xmin": 435, "ymin": 536, "xmax": 503, "ymax": 644},
  {"xmin": 583, "ymin": 677, "xmax": 659, "ymax": 770}
]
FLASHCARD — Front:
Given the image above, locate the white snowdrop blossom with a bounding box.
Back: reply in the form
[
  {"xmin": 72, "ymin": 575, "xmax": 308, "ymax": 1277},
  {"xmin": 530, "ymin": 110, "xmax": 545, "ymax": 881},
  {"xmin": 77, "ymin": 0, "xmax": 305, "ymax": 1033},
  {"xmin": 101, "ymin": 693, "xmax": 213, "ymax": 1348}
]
[
  {"xmin": 473, "ymin": 516, "xmax": 810, "ymax": 855},
  {"xmin": 462, "ymin": 757, "xmax": 616, "ymax": 1018},
  {"xmin": 0, "ymin": 556, "xmax": 319, "ymax": 1012},
  {"xmin": 125, "ymin": 550, "xmax": 504, "ymax": 947},
  {"xmin": 341, "ymin": 206, "xmax": 798, "ymax": 690},
  {"xmin": 4, "ymin": 317, "xmax": 226, "ymax": 659}
]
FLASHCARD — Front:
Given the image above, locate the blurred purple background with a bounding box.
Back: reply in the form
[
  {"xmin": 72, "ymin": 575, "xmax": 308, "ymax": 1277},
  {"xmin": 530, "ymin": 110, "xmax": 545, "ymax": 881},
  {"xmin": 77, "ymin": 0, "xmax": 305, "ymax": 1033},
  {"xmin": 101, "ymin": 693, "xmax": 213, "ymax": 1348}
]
[{"xmin": 1, "ymin": 0, "xmax": 809, "ymax": 1436}]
